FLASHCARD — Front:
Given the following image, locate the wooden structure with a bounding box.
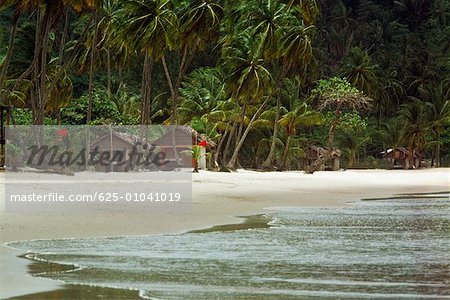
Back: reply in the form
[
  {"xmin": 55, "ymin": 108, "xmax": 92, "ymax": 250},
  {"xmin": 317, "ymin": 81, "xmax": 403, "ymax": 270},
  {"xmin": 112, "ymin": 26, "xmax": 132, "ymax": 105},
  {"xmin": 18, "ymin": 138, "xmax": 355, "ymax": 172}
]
[
  {"xmin": 90, "ymin": 131, "xmax": 147, "ymax": 172},
  {"xmin": 90, "ymin": 127, "xmax": 215, "ymax": 172},
  {"xmin": 0, "ymin": 105, "xmax": 13, "ymax": 168},
  {"xmin": 382, "ymin": 147, "xmax": 422, "ymax": 169},
  {"xmin": 303, "ymin": 145, "xmax": 341, "ymax": 171},
  {"xmin": 153, "ymin": 126, "xmax": 215, "ymax": 170}
]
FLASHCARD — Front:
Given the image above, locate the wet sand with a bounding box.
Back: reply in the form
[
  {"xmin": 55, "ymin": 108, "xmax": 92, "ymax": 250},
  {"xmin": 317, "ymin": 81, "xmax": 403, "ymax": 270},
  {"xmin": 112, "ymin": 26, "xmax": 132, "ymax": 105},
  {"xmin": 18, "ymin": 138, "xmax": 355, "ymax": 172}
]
[{"xmin": 1, "ymin": 168, "xmax": 449, "ymax": 299}]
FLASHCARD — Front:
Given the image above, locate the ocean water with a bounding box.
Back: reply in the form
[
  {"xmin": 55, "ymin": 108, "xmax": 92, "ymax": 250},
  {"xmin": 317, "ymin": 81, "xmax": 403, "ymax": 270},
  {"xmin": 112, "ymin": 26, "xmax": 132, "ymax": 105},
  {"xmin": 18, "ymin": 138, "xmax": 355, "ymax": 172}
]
[{"xmin": 9, "ymin": 197, "xmax": 450, "ymax": 299}]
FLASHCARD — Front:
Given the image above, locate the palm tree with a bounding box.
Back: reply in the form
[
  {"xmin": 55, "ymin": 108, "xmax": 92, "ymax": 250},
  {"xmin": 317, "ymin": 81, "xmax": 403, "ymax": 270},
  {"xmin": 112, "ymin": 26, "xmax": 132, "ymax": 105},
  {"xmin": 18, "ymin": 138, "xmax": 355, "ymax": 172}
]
[
  {"xmin": 178, "ymin": 67, "xmax": 226, "ymax": 124},
  {"xmin": 337, "ymin": 130, "xmax": 371, "ymax": 168},
  {"xmin": 183, "ymin": 145, "xmax": 207, "ymax": 172},
  {"xmin": 262, "ymin": 7, "xmax": 316, "ymax": 169},
  {"xmin": 0, "ymin": 9, "xmax": 20, "ymax": 94},
  {"xmin": 398, "ymin": 99, "xmax": 431, "ymax": 165},
  {"xmin": 44, "ymin": 60, "xmax": 73, "ymax": 123},
  {"xmin": 278, "ymin": 102, "xmax": 321, "ymax": 170},
  {"xmin": 394, "ymin": 0, "xmax": 432, "ymax": 30},
  {"xmin": 222, "ymin": 31, "xmax": 273, "ymax": 169},
  {"xmin": 165, "ymin": 0, "xmax": 223, "ymax": 124},
  {"xmin": 242, "ymin": 0, "xmax": 289, "ymax": 169},
  {"xmin": 0, "ymin": 79, "xmax": 29, "ymax": 109},
  {"xmin": 381, "ymin": 117, "xmax": 407, "ymax": 150},
  {"xmin": 75, "ymin": 1, "xmax": 133, "ymax": 122},
  {"xmin": 287, "ymin": 0, "xmax": 319, "ymax": 26},
  {"xmin": 110, "ymin": 82, "xmax": 149, "ymax": 124},
  {"xmin": 241, "ymin": 0, "xmax": 287, "ymax": 60},
  {"xmin": 375, "ymin": 68, "xmax": 405, "ymax": 120},
  {"xmin": 380, "ymin": 117, "xmax": 407, "ymax": 168},
  {"xmin": 416, "ymin": 82, "xmax": 450, "ymax": 166},
  {"xmin": 340, "ymin": 47, "xmax": 379, "ymax": 97},
  {"xmin": 253, "ymin": 108, "xmax": 286, "ymax": 167},
  {"xmin": 118, "ymin": 0, "xmax": 177, "ymax": 125},
  {"xmin": 0, "ymin": 0, "xmax": 99, "ymax": 124}
]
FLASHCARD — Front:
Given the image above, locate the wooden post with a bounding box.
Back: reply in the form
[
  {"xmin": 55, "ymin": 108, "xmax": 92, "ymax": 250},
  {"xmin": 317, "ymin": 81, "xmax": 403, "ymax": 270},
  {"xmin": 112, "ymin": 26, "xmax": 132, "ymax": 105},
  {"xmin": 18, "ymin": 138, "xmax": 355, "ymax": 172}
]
[
  {"xmin": 1, "ymin": 105, "xmax": 12, "ymax": 168},
  {"xmin": 333, "ymin": 157, "xmax": 340, "ymax": 171}
]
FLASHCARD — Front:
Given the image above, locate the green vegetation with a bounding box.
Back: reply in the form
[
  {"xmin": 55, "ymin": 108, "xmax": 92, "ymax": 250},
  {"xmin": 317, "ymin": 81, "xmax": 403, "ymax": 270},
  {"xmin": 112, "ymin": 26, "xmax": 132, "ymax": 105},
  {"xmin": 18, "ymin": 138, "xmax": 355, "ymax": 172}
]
[
  {"xmin": 1, "ymin": 0, "xmax": 449, "ymax": 170},
  {"xmin": 183, "ymin": 145, "xmax": 207, "ymax": 172}
]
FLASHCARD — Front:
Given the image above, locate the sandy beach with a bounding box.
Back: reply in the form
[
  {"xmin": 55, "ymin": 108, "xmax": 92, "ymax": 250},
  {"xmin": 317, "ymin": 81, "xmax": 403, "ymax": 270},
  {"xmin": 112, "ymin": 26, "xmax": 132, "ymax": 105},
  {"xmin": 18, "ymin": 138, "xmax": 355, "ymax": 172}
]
[{"xmin": 1, "ymin": 168, "xmax": 449, "ymax": 299}]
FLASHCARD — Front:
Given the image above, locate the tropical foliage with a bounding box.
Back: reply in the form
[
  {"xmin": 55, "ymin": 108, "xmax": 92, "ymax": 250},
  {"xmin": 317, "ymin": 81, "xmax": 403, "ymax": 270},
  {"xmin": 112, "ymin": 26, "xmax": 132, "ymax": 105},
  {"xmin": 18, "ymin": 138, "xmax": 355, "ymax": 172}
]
[{"xmin": 1, "ymin": 0, "xmax": 449, "ymax": 170}]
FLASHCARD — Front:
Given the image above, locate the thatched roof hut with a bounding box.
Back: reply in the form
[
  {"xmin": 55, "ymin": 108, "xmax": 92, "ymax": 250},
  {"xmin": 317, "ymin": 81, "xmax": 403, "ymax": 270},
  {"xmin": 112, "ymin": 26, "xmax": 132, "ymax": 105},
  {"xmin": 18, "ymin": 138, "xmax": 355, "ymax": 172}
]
[{"xmin": 382, "ymin": 147, "xmax": 422, "ymax": 169}]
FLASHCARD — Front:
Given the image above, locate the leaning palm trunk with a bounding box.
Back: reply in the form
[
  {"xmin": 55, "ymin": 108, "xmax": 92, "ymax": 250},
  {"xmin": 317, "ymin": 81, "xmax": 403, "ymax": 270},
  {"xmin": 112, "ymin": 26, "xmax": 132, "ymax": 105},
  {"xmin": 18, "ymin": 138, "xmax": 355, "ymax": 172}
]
[
  {"xmin": 222, "ymin": 115, "xmax": 239, "ymax": 163},
  {"xmin": 0, "ymin": 13, "xmax": 20, "ymax": 93},
  {"xmin": 161, "ymin": 55, "xmax": 176, "ymax": 122},
  {"xmin": 235, "ymin": 105, "xmax": 246, "ymax": 149},
  {"xmin": 227, "ymin": 98, "xmax": 269, "ymax": 170},
  {"xmin": 280, "ymin": 134, "xmax": 291, "ymax": 171},
  {"xmin": 262, "ymin": 69, "xmax": 286, "ymax": 169},
  {"xmin": 214, "ymin": 129, "xmax": 228, "ymax": 167},
  {"xmin": 162, "ymin": 48, "xmax": 195, "ymax": 125},
  {"xmin": 262, "ymin": 95, "xmax": 281, "ymax": 169},
  {"xmin": 172, "ymin": 47, "xmax": 194, "ymax": 125}
]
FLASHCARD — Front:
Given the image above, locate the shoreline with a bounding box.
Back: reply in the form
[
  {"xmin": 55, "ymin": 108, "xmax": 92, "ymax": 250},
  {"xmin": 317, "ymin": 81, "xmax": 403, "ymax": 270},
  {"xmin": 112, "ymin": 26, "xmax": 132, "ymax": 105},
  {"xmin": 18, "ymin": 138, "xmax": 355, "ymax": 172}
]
[
  {"xmin": 5, "ymin": 193, "xmax": 450, "ymax": 300},
  {"xmin": 5, "ymin": 214, "xmax": 276, "ymax": 300},
  {"xmin": 1, "ymin": 168, "xmax": 449, "ymax": 299}
]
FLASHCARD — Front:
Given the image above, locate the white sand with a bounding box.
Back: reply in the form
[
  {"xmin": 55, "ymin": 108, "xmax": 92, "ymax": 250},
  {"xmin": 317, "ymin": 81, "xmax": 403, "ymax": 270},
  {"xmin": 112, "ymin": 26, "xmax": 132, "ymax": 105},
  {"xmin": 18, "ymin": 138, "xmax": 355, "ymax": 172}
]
[{"xmin": 0, "ymin": 168, "xmax": 449, "ymax": 298}]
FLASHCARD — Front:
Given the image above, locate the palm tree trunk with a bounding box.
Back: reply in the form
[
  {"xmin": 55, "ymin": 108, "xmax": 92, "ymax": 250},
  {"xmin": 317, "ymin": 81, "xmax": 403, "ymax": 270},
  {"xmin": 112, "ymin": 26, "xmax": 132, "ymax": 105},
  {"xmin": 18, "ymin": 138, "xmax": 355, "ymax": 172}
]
[
  {"xmin": 262, "ymin": 95, "xmax": 281, "ymax": 169},
  {"xmin": 87, "ymin": 12, "xmax": 99, "ymax": 124},
  {"xmin": 235, "ymin": 104, "xmax": 246, "ymax": 149},
  {"xmin": 31, "ymin": 8, "xmax": 42, "ymax": 124},
  {"xmin": 161, "ymin": 55, "xmax": 177, "ymax": 124},
  {"xmin": 214, "ymin": 129, "xmax": 228, "ymax": 167},
  {"xmin": 139, "ymin": 51, "xmax": 154, "ymax": 126},
  {"xmin": 436, "ymin": 132, "xmax": 441, "ymax": 167},
  {"xmin": 37, "ymin": 13, "xmax": 52, "ymax": 125},
  {"xmin": 280, "ymin": 134, "xmax": 291, "ymax": 171},
  {"xmin": 262, "ymin": 70, "xmax": 285, "ymax": 169},
  {"xmin": 107, "ymin": 47, "xmax": 112, "ymax": 98},
  {"xmin": 222, "ymin": 114, "xmax": 239, "ymax": 163},
  {"xmin": 145, "ymin": 59, "xmax": 154, "ymax": 124},
  {"xmin": 227, "ymin": 98, "xmax": 269, "ymax": 170},
  {"xmin": 32, "ymin": 8, "xmax": 52, "ymax": 125},
  {"xmin": 140, "ymin": 53, "xmax": 148, "ymax": 125},
  {"xmin": 59, "ymin": 8, "xmax": 69, "ymax": 65},
  {"xmin": 44, "ymin": 13, "xmax": 95, "ymax": 100},
  {"xmin": 3, "ymin": 12, "xmax": 94, "ymax": 101},
  {"xmin": 172, "ymin": 47, "xmax": 192, "ymax": 126},
  {"xmin": 0, "ymin": 13, "xmax": 20, "ymax": 93}
]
